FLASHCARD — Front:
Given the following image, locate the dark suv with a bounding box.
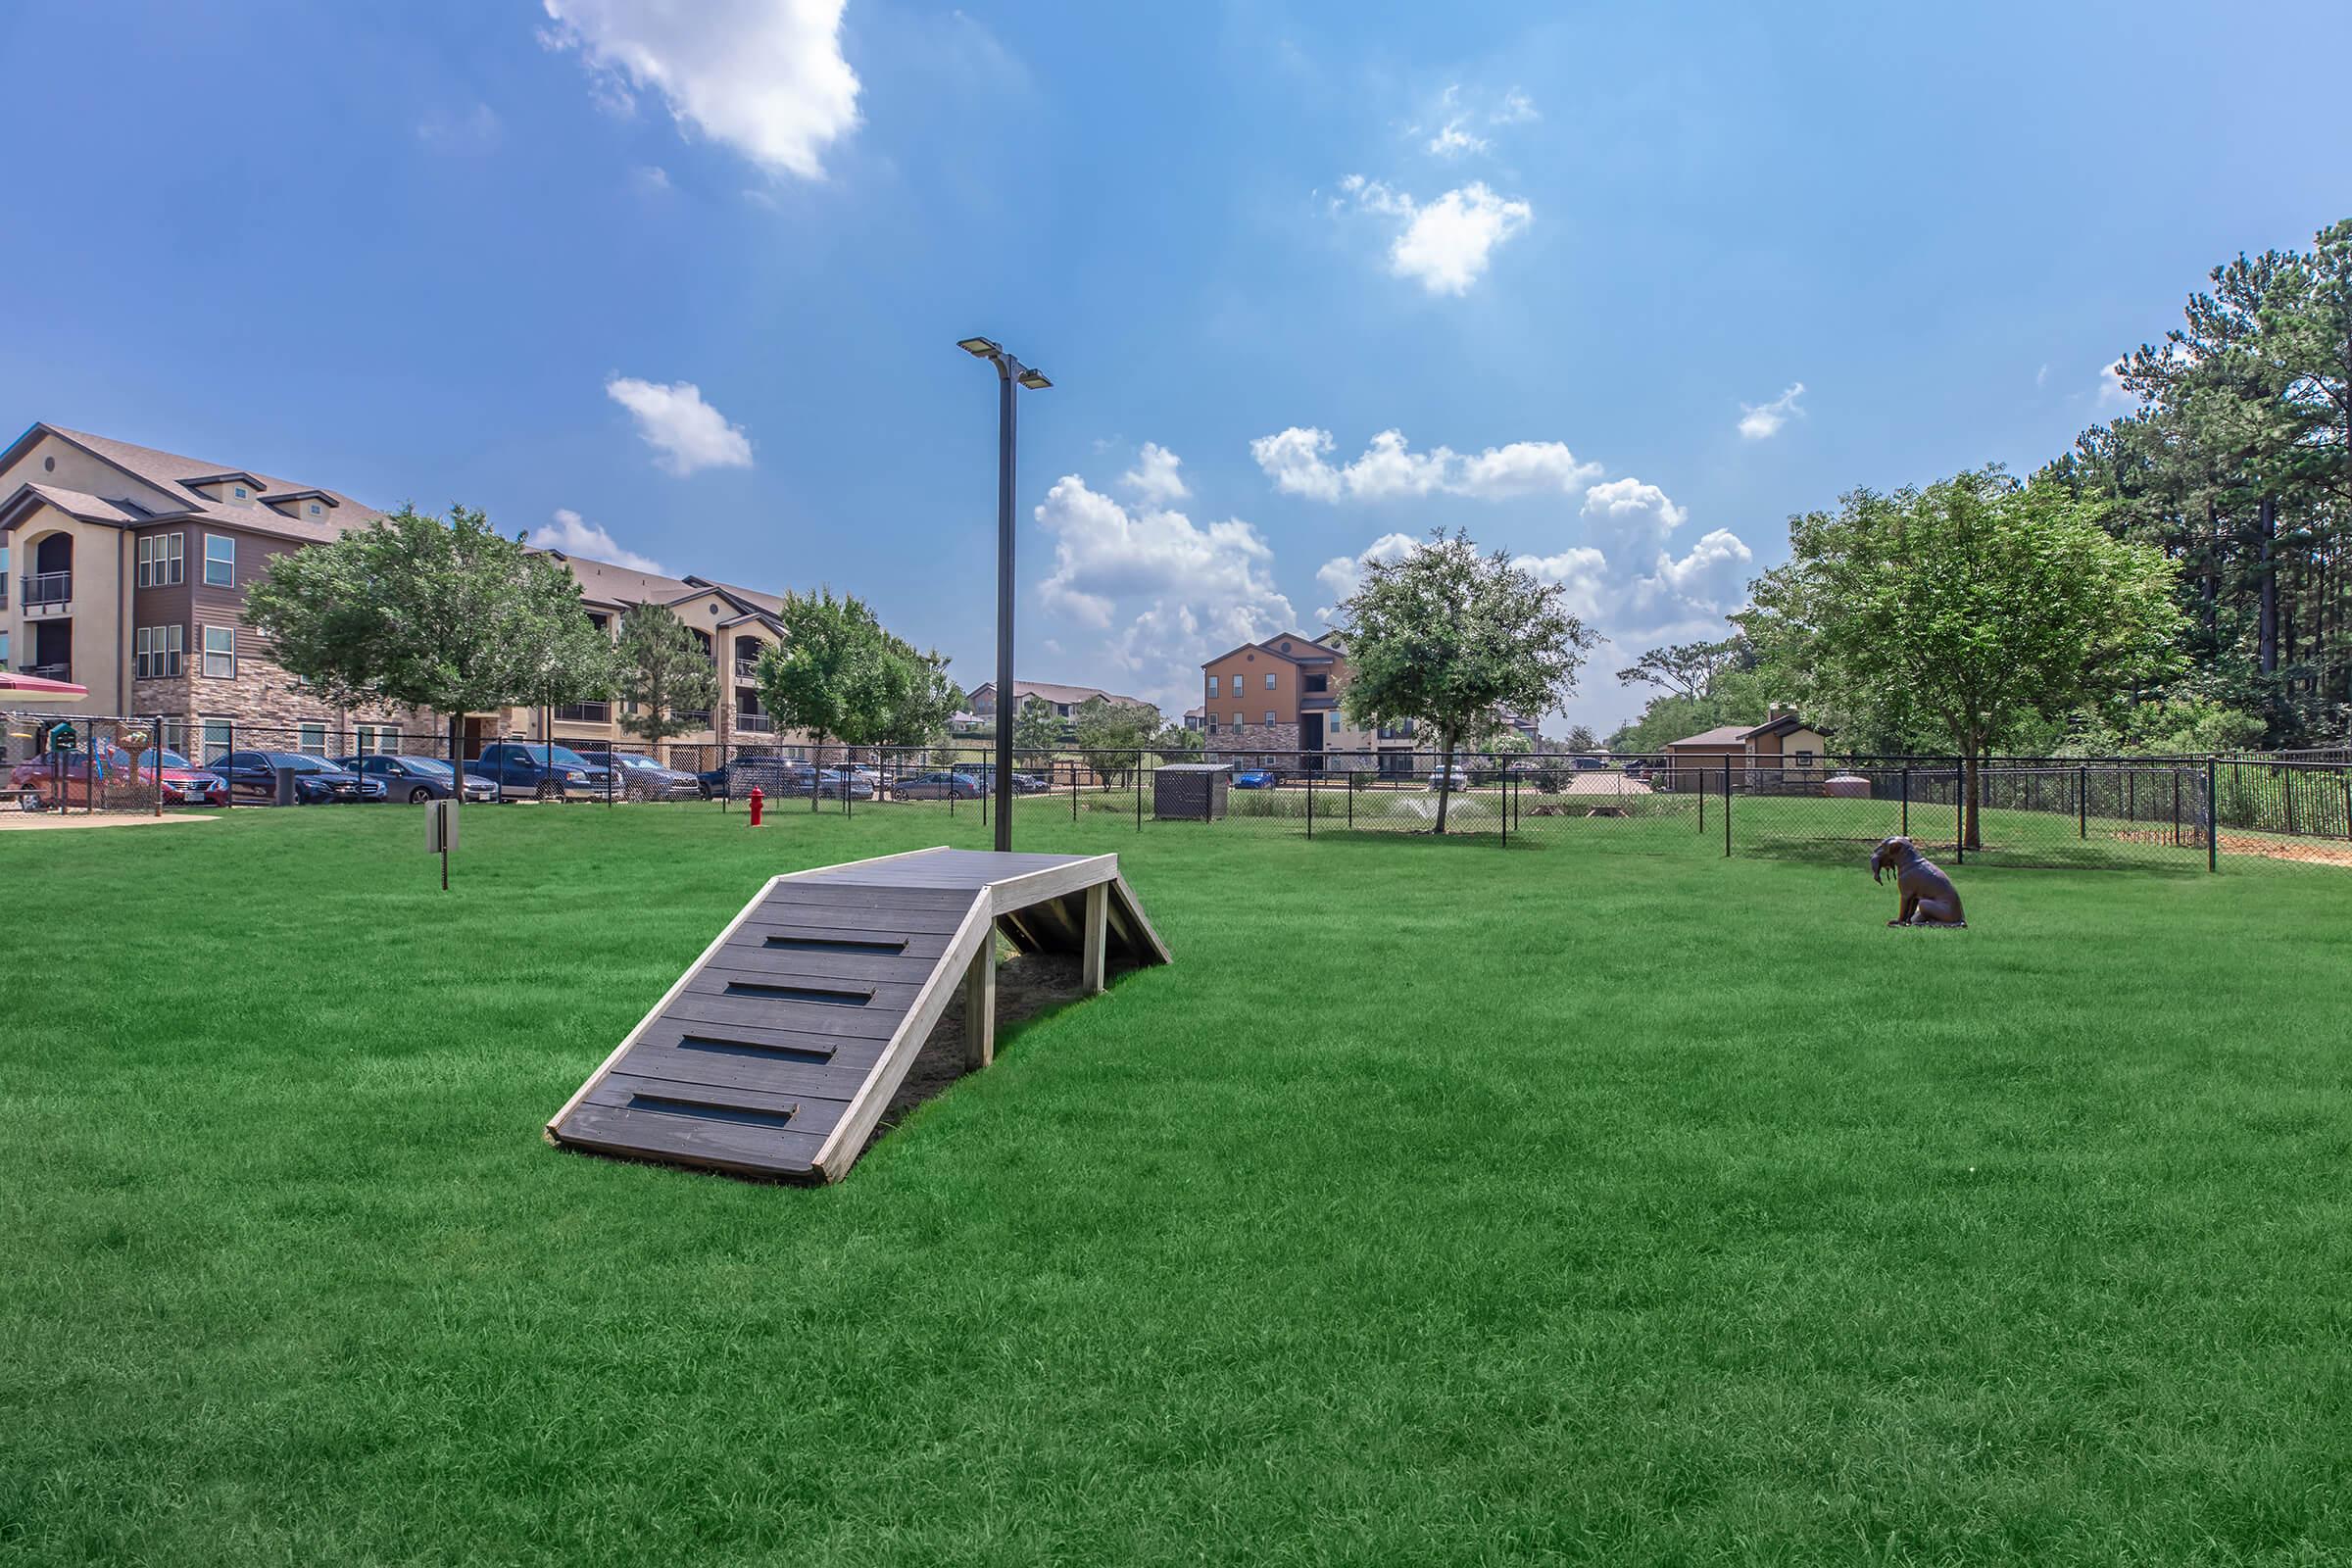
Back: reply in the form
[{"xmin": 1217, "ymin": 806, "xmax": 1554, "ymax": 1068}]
[{"xmin": 211, "ymin": 752, "xmax": 385, "ymax": 804}]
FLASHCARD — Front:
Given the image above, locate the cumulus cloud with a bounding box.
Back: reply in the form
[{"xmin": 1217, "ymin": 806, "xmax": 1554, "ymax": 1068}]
[
  {"xmin": 1119, "ymin": 441, "xmax": 1190, "ymax": 504},
  {"xmin": 1251, "ymin": 427, "xmax": 1601, "ymax": 503},
  {"xmin": 1033, "ymin": 464, "xmax": 1297, "ymax": 714},
  {"xmin": 1493, "ymin": 87, "xmax": 1539, "ymax": 124},
  {"xmin": 529, "ymin": 508, "xmax": 667, "ymax": 574},
  {"xmin": 1510, "ymin": 546, "xmax": 1610, "ymax": 620},
  {"xmin": 1313, "ymin": 532, "xmax": 1420, "ymax": 619},
  {"xmin": 605, "ymin": 375, "xmax": 755, "ymax": 475},
  {"xmin": 2098, "ymin": 361, "xmax": 2135, "ymax": 409},
  {"xmin": 540, "ymin": 0, "xmax": 860, "ymax": 179},
  {"xmin": 1335, "ymin": 174, "xmax": 1532, "ymax": 296},
  {"xmin": 1633, "ymin": 528, "xmax": 1753, "ymax": 619},
  {"xmin": 1738, "ymin": 382, "xmax": 1806, "ymax": 441}
]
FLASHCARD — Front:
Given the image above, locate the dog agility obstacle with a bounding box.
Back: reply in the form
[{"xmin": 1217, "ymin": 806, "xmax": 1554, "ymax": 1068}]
[{"xmin": 546, "ymin": 848, "xmax": 1170, "ymax": 1182}]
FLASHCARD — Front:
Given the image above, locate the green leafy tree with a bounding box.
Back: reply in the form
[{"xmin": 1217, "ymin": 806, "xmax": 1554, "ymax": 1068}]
[
  {"xmin": 755, "ymin": 589, "xmax": 957, "ymax": 750},
  {"xmin": 1070, "ymin": 697, "xmax": 1161, "ymax": 784},
  {"xmin": 246, "ymin": 503, "xmax": 618, "ymax": 817},
  {"xmin": 1335, "ymin": 528, "xmax": 1596, "ymax": 832},
  {"xmin": 613, "ymin": 602, "xmax": 718, "ymax": 746},
  {"xmin": 1152, "ymin": 723, "xmax": 1204, "ymax": 757},
  {"xmin": 1561, "ymin": 723, "xmax": 1599, "ymax": 753},
  {"xmin": 1745, "ymin": 469, "xmax": 2184, "ymax": 847},
  {"xmin": 1616, "ymin": 637, "xmax": 1751, "ymax": 700},
  {"xmin": 1010, "ymin": 697, "xmax": 1064, "ymax": 757}
]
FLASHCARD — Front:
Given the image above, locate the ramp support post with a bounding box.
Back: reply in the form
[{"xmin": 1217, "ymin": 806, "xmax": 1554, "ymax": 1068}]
[
  {"xmin": 963, "ymin": 932, "xmax": 998, "ymax": 1069},
  {"xmin": 1082, "ymin": 882, "xmax": 1108, "ymax": 995}
]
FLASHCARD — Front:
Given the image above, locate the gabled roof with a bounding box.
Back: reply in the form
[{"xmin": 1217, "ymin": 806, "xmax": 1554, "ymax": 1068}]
[
  {"xmin": 1203, "ymin": 632, "xmax": 1344, "ymax": 667},
  {"xmin": 1667, "ymin": 724, "xmax": 1754, "ymax": 748},
  {"xmin": 0, "ymin": 423, "xmax": 382, "ymax": 543},
  {"xmin": 0, "ymin": 482, "xmax": 146, "ymax": 530},
  {"xmin": 970, "ymin": 678, "xmax": 1151, "ymax": 709}
]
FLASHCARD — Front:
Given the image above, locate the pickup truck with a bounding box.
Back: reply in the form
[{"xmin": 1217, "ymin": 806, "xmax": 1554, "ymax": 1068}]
[{"xmin": 464, "ymin": 742, "xmax": 614, "ymax": 802}]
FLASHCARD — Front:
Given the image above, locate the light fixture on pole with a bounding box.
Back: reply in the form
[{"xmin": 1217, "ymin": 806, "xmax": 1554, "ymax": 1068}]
[{"xmin": 958, "ymin": 335, "xmax": 1051, "ymax": 853}]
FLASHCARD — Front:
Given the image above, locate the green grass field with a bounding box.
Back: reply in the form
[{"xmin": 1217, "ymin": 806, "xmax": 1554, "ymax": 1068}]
[{"xmin": 5, "ymin": 803, "xmax": 2349, "ymax": 1565}]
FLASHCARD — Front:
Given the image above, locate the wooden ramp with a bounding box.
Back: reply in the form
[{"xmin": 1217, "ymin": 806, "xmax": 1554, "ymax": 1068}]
[{"xmin": 545, "ymin": 848, "xmax": 1170, "ymax": 1183}]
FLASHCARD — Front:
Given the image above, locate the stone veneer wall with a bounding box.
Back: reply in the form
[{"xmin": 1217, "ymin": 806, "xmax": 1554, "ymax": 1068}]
[
  {"xmin": 1203, "ymin": 721, "xmax": 1301, "ymax": 760},
  {"xmin": 130, "ymin": 657, "xmax": 432, "ymax": 750}
]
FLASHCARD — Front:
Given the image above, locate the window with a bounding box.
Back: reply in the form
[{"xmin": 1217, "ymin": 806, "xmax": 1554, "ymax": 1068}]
[
  {"xmin": 137, "ymin": 533, "xmax": 185, "ymax": 587},
  {"xmin": 307, "ymin": 503, "xmax": 321, "ymax": 516},
  {"xmin": 1265, "ymin": 672, "xmax": 1277, "ymax": 691},
  {"xmin": 134, "ymin": 625, "xmax": 183, "ymax": 679},
  {"xmin": 1206, "ymin": 674, "xmax": 1218, "ymax": 697},
  {"xmin": 298, "ymin": 722, "xmax": 328, "ymax": 756},
  {"xmin": 0, "ymin": 630, "xmax": 9, "ymax": 667},
  {"xmin": 1266, "ymin": 710, "xmax": 1277, "ymax": 725},
  {"xmin": 1303, "ymin": 673, "xmax": 1327, "ymax": 693},
  {"xmin": 203, "ymin": 534, "xmax": 235, "ymax": 587},
  {"xmin": 356, "ymin": 724, "xmax": 400, "ymax": 756},
  {"xmin": 231, "ymin": 485, "xmax": 247, "ymax": 499},
  {"xmin": 1795, "ymin": 750, "xmax": 1815, "ymax": 766},
  {"xmin": 1232, "ymin": 711, "xmax": 1243, "ymax": 727},
  {"xmin": 200, "ymin": 718, "xmax": 234, "ymax": 763},
  {"xmin": 201, "ymin": 625, "xmax": 236, "ymax": 678},
  {"xmin": 158, "ymin": 718, "xmax": 189, "ymax": 757}
]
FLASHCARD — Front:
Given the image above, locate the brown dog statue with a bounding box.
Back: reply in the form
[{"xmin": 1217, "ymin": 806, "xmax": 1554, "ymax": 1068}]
[{"xmin": 1871, "ymin": 836, "xmax": 1966, "ymax": 927}]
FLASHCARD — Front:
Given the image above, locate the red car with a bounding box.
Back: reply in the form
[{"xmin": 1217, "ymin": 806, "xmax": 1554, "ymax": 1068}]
[{"xmin": 10, "ymin": 743, "xmax": 229, "ymax": 808}]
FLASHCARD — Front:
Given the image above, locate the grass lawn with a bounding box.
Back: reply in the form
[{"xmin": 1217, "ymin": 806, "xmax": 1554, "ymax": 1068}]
[{"xmin": 4, "ymin": 802, "xmax": 2349, "ymax": 1564}]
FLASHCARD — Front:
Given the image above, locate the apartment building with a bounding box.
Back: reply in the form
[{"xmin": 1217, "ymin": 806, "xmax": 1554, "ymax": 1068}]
[
  {"xmin": 496, "ymin": 553, "xmax": 804, "ymax": 759},
  {"xmin": 0, "ymin": 422, "xmax": 804, "ymax": 763},
  {"xmin": 963, "ymin": 679, "xmax": 1152, "ymax": 721},
  {"xmin": 0, "ymin": 422, "xmax": 424, "ymax": 759},
  {"xmin": 1198, "ymin": 631, "xmax": 1408, "ymax": 767}
]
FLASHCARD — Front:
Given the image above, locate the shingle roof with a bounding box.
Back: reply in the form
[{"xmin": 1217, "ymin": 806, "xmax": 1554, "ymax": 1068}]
[
  {"xmin": 39, "ymin": 424, "xmax": 382, "ymax": 528},
  {"xmin": 973, "ymin": 678, "xmax": 1152, "ymax": 709},
  {"xmin": 1668, "ymin": 724, "xmax": 1754, "ymax": 748},
  {"xmin": 3, "ymin": 483, "xmax": 145, "ymax": 526}
]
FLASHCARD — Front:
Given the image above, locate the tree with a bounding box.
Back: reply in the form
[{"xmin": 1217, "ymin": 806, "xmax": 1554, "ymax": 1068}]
[
  {"xmin": 1069, "ymin": 697, "xmax": 1161, "ymax": 785},
  {"xmin": 1335, "ymin": 528, "xmax": 1596, "ymax": 832},
  {"xmin": 613, "ymin": 602, "xmax": 718, "ymax": 746},
  {"xmin": 1745, "ymin": 469, "xmax": 2184, "ymax": 847},
  {"xmin": 245, "ymin": 503, "xmax": 618, "ymax": 821},
  {"xmin": 1152, "ymin": 723, "xmax": 1204, "ymax": 757},
  {"xmin": 1561, "ymin": 723, "xmax": 1599, "ymax": 753},
  {"xmin": 756, "ymin": 589, "xmax": 959, "ymax": 749},
  {"xmin": 1616, "ymin": 636, "xmax": 1750, "ymax": 699},
  {"xmin": 1010, "ymin": 697, "xmax": 1063, "ymax": 756}
]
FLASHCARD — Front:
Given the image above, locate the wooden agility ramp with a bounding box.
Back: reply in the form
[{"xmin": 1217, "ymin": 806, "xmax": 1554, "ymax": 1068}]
[{"xmin": 546, "ymin": 848, "xmax": 1170, "ymax": 1183}]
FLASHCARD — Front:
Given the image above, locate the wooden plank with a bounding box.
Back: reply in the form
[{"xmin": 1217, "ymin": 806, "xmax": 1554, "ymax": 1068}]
[
  {"xmin": 585, "ymin": 1072, "xmax": 846, "ymax": 1124},
  {"xmin": 736, "ymin": 904, "xmax": 975, "ymax": 936},
  {"xmin": 984, "ymin": 853, "xmax": 1121, "ymax": 919},
  {"xmin": 808, "ymin": 896, "xmax": 995, "ymax": 1182},
  {"xmin": 602, "ymin": 1044, "xmax": 879, "ymax": 1102},
  {"xmin": 560, "ymin": 1101, "xmax": 829, "ymax": 1178},
  {"xmin": 756, "ymin": 884, "xmax": 985, "ymax": 912},
  {"xmin": 661, "ymin": 991, "xmax": 908, "ymax": 1041},
  {"xmin": 963, "ymin": 937, "xmax": 996, "ymax": 1071},
  {"xmin": 1082, "ymin": 881, "xmax": 1107, "ymax": 995},
  {"xmin": 702, "ymin": 948, "xmax": 944, "ymax": 987},
  {"xmin": 1108, "ymin": 872, "xmax": 1173, "ymax": 964}
]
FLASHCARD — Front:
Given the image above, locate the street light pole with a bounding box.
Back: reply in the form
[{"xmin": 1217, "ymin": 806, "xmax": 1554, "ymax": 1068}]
[{"xmin": 958, "ymin": 336, "xmax": 1052, "ymax": 854}]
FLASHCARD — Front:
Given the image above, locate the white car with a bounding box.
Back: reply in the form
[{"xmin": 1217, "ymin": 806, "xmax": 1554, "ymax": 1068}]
[{"xmin": 1429, "ymin": 767, "xmax": 1471, "ymax": 790}]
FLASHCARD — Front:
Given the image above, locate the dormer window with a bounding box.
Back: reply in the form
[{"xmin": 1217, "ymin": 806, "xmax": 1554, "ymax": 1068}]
[{"xmin": 308, "ymin": 503, "xmax": 321, "ymax": 515}]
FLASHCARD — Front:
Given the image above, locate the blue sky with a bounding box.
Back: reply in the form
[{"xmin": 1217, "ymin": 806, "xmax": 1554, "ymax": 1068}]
[{"xmin": 7, "ymin": 1, "xmax": 2350, "ymax": 732}]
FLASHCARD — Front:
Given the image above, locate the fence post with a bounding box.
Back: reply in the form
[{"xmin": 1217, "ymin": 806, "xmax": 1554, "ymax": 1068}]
[
  {"xmin": 1500, "ymin": 773, "xmax": 1508, "ymax": 848},
  {"xmin": 223, "ymin": 719, "xmax": 234, "ymax": 810},
  {"xmin": 1723, "ymin": 755, "xmax": 1732, "ymax": 858},
  {"xmin": 153, "ymin": 712, "xmax": 165, "ymax": 816},
  {"xmin": 1348, "ymin": 768, "xmax": 1354, "ymax": 828},
  {"xmin": 2173, "ymin": 769, "xmax": 2181, "ymax": 849},
  {"xmin": 1136, "ymin": 751, "xmax": 1144, "ymax": 834},
  {"xmin": 2079, "ymin": 763, "xmax": 2088, "ymax": 839},
  {"xmin": 1305, "ymin": 768, "xmax": 1314, "ymax": 840},
  {"xmin": 1954, "ymin": 757, "xmax": 1964, "ymax": 864},
  {"xmin": 2207, "ymin": 756, "xmax": 2218, "ymax": 873},
  {"xmin": 1900, "ymin": 765, "xmax": 1909, "ymax": 837},
  {"xmin": 1071, "ymin": 760, "xmax": 1078, "ymax": 824}
]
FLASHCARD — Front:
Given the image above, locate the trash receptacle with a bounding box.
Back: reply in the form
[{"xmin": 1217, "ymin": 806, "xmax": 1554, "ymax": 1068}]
[{"xmin": 273, "ymin": 765, "xmax": 298, "ymax": 807}]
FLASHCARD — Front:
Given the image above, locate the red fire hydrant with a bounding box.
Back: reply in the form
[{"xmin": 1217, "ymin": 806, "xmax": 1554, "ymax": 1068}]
[{"xmin": 748, "ymin": 785, "xmax": 763, "ymax": 827}]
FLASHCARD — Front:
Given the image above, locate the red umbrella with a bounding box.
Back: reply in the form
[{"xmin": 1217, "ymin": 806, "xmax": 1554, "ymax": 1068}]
[{"xmin": 0, "ymin": 670, "xmax": 89, "ymax": 704}]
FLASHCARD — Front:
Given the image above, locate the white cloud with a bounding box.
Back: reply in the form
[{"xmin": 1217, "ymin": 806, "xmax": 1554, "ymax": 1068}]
[
  {"xmin": 1581, "ymin": 477, "xmax": 1690, "ymax": 542},
  {"xmin": 2098, "ymin": 362, "xmax": 2135, "ymax": 409},
  {"xmin": 1510, "ymin": 546, "xmax": 1610, "ymax": 620},
  {"xmin": 1033, "ymin": 467, "xmax": 1296, "ymax": 714},
  {"xmin": 1314, "ymin": 532, "xmax": 1420, "ymax": 619},
  {"xmin": 2035, "ymin": 363, "xmax": 2051, "ymax": 387},
  {"xmin": 605, "ymin": 375, "xmax": 755, "ymax": 475},
  {"xmin": 1427, "ymin": 119, "xmax": 1490, "ymax": 158},
  {"xmin": 1250, "ymin": 427, "xmax": 1600, "ymax": 503},
  {"xmin": 1493, "ymin": 88, "xmax": 1539, "ymax": 124},
  {"xmin": 529, "ymin": 508, "xmax": 667, "ymax": 574},
  {"xmin": 416, "ymin": 103, "xmax": 502, "ymax": 154},
  {"xmin": 1737, "ymin": 382, "xmax": 1805, "ymax": 441},
  {"xmin": 632, "ymin": 164, "xmax": 672, "ymax": 193},
  {"xmin": 540, "ymin": 0, "xmax": 860, "ymax": 180},
  {"xmin": 1335, "ymin": 175, "xmax": 1532, "ymax": 296},
  {"xmin": 1119, "ymin": 441, "xmax": 1190, "ymax": 504},
  {"xmin": 1634, "ymin": 528, "xmax": 1753, "ymax": 619}
]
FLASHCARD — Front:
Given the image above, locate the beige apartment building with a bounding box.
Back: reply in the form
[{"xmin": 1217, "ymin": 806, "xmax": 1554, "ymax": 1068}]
[
  {"xmin": 0, "ymin": 421, "xmax": 801, "ymax": 763},
  {"xmin": 1199, "ymin": 631, "xmax": 1414, "ymax": 769}
]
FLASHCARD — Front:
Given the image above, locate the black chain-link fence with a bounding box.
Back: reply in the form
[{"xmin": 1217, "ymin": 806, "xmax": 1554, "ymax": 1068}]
[{"xmin": 8, "ymin": 716, "xmax": 2348, "ymax": 874}]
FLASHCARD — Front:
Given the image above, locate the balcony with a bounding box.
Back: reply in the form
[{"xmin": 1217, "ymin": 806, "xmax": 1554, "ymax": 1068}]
[
  {"xmin": 734, "ymin": 711, "xmax": 774, "ymax": 733},
  {"xmin": 677, "ymin": 709, "xmax": 712, "ymax": 727},
  {"xmin": 734, "ymin": 658, "xmax": 761, "ymax": 681},
  {"xmin": 555, "ymin": 702, "xmax": 611, "ymax": 723},
  {"xmin": 25, "ymin": 662, "xmax": 72, "ymax": 682},
  {"xmin": 20, "ymin": 571, "xmax": 71, "ymax": 615}
]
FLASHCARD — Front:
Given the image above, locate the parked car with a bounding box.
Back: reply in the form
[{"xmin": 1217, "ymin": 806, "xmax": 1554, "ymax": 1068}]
[
  {"xmin": 701, "ymin": 755, "xmax": 812, "ymax": 800},
  {"xmin": 794, "ymin": 767, "xmax": 875, "ymax": 801},
  {"xmin": 573, "ymin": 750, "xmax": 702, "ymax": 801},
  {"xmin": 1428, "ymin": 767, "xmax": 1472, "ymax": 790},
  {"xmin": 1572, "ymin": 755, "xmax": 1606, "ymax": 770},
  {"xmin": 958, "ymin": 762, "xmax": 1053, "ymax": 795},
  {"xmin": 333, "ymin": 754, "xmax": 498, "ymax": 804},
  {"xmin": 464, "ymin": 742, "xmax": 614, "ymax": 801},
  {"xmin": 895, "ymin": 769, "xmax": 981, "ymax": 800},
  {"xmin": 1232, "ymin": 767, "xmax": 1280, "ymax": 789},
  {"xmin": 211, "ymin": 751, "xmax": 385, "ymax": 804},
  {"xmin": 9, "ymin": 743, "xmax": 228, "ymax": 808}
]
